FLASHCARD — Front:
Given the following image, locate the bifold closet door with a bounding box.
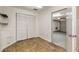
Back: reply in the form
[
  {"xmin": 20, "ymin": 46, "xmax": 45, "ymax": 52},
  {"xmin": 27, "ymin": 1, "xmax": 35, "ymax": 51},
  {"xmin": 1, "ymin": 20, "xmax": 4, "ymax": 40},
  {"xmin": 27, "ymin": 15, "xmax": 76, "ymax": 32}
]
[
  {"xmin": 27, "ymin": 15, "xmax": 35, "ymax": 38},
  {"xmin": 16, "ymin": 13, "xmax": 36, "ymax": 41},
  {"xmin": 17, "ymin": 14, "xmax": 28, "ymax": 41}
]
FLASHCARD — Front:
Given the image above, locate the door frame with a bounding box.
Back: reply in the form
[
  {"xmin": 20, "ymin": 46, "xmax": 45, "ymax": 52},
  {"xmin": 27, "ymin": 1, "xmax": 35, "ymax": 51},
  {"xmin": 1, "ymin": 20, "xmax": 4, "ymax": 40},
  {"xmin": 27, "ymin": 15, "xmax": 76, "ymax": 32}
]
[
  {"xmin": 51, "ymin": 7, "xmax": 77, "ymax": 52},
  {"xmin": 51, "ymin": 8, "xmax": 67, "ymax": 50}
]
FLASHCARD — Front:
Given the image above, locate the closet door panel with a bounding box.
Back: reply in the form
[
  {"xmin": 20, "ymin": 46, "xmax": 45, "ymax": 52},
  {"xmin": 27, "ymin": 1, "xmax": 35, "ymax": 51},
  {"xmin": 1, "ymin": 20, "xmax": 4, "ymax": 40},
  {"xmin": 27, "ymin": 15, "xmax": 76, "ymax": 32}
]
[
  {"xmin": 17, "ymin": 14, "xmax": 28, "ymax": 41},
  {"xmin": 28, "ymin": 15, "xmax": 35, "ymax": 38}
]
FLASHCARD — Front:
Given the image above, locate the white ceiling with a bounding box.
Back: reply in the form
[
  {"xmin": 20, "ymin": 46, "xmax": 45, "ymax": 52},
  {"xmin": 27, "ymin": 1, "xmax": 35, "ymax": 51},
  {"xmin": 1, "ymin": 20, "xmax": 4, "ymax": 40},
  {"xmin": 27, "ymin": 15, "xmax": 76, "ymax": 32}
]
[{"xmin": 13, "ymin": 6, "xmax": 44, "ymax": 11}]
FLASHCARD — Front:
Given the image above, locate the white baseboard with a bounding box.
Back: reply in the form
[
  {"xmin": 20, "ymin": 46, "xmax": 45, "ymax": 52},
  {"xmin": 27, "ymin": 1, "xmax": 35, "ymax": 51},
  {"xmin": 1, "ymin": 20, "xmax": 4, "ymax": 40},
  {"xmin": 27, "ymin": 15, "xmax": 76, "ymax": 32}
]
[
  {"xmin": 0, "ymin": 41, "xmax": 16, "ymax": 52},
  {"xmin": 0, "ymin": 37, "xmax": 39, "ymax": 52}
]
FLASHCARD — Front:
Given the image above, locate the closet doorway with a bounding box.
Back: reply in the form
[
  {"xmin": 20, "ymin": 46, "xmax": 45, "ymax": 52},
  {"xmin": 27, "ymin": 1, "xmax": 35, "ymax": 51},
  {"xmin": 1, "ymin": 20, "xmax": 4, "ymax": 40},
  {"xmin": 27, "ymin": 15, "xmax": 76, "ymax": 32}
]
[{"xmin": 16, "ymin": 13, "xmax": 36, "ymax": 41}]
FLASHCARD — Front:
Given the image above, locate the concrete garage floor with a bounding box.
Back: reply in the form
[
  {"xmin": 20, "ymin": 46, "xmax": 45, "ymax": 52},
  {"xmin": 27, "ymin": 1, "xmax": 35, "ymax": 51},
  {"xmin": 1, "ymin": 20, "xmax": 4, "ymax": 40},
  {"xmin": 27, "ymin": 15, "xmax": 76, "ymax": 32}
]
[{"xmin": 3, "ymin": 37, "xmax": 65, "ymax": 52}]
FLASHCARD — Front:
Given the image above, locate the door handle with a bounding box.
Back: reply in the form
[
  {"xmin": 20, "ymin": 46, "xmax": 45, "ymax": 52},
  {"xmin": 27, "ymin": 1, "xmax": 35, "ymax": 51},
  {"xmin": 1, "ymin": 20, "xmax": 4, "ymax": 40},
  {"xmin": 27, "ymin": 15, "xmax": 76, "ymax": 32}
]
[{"xmin": 68, "ymin": 35, "xmax": 77, "ymax": 37}]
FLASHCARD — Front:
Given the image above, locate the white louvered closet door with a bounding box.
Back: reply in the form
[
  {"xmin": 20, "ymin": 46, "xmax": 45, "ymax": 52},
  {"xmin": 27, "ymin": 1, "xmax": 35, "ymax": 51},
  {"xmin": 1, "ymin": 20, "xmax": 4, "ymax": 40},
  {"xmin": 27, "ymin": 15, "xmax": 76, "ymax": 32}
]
[
  {"xmin": 27, "ymin": 15, "xmax": 36, "ymax": 38},
  {"xmin": 17, "ymin": 14, "xmax": 28, "ymax": 41},
  {"xmin": 16, "ymin": 13, "xmax": 36, "ymax": 41}
]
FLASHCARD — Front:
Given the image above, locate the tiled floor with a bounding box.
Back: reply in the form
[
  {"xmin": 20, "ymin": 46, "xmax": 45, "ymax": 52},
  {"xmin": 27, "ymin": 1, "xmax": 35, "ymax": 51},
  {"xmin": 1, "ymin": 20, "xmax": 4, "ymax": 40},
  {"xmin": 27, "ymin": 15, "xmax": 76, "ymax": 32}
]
[{"xmin": 3, "ymin": 37, "xmax": 65, "ymax": 52}]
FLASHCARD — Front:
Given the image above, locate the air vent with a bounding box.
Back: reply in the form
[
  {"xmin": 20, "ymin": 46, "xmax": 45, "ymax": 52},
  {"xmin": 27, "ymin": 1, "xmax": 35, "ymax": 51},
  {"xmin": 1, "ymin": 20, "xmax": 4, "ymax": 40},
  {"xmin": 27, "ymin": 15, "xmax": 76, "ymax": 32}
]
[{"xmin": 33, "ymin": 8, "xmax": 38, "ymax": 11}]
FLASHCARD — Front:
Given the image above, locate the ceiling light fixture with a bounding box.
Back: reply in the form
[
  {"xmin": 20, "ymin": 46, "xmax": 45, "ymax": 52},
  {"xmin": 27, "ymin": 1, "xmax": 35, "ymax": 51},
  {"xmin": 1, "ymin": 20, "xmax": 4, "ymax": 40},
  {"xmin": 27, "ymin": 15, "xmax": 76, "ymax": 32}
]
[{"xmin": 35, "ymin": 6, "xmax": 43, "ymax": 8}]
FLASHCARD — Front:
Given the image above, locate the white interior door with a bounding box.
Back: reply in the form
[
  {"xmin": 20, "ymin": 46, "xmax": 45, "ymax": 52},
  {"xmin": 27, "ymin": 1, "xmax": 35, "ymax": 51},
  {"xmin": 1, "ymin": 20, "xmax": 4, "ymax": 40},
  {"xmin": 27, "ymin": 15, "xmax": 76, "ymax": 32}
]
[{"xmin": 17, "ymin": 14, "xmax": 28, "ymax": 41}]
